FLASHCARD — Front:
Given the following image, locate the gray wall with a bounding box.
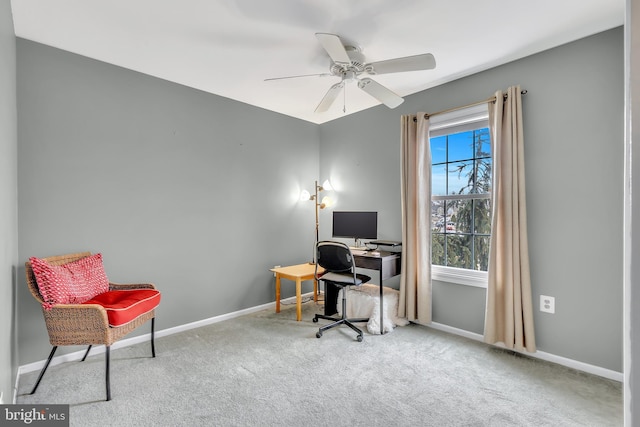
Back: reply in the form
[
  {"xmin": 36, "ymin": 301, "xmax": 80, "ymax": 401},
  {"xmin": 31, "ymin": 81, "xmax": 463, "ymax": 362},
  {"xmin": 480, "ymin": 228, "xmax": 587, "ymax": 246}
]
[
  {"xmin": 626, "ymin": 0, "xmax": 640, "ymax": 423},
  {"xmin": 319, "ymin": 28, "xmax": 624, "ymax": 372},
  {"xmin": 14, "ymin": 28, "xmax": 624, "ymax": 375},
  {"xmin": 0, "ymin": 0, "xmax": 18, "ymax": 403},
  {"xmin": 16, "ymin": 39, "xmax": 320, "ymax": 364}
]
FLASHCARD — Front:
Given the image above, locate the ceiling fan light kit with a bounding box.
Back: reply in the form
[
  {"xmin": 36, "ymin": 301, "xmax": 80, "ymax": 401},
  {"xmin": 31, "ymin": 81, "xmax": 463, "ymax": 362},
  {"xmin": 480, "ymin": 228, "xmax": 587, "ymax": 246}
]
[{"xmin": 266, "ymin": 32, "xmax": 436, "ymax": 114}]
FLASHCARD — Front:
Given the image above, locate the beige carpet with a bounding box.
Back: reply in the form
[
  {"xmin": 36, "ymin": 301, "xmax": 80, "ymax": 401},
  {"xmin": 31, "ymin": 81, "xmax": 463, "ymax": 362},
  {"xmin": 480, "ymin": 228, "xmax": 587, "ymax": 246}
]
[{"xmin": 16, "ymin": 301, "xmax": 622, "ymax": 426}]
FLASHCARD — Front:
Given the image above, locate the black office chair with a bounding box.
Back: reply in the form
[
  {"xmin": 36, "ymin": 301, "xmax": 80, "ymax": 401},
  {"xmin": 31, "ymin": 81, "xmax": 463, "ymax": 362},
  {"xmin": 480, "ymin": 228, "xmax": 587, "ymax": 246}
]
[{"xmin": 313, "ymin": 241, "xmax": 371, "ymax": 342}]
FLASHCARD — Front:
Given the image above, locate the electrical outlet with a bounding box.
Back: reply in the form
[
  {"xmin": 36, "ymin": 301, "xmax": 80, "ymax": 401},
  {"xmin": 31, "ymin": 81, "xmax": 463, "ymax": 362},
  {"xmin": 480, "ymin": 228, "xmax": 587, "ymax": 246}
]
[
  {"xmin": 273, "ymin": 265, "xmax": 280, "ymax": 277},
  {"xmin": 540, "ymin": 295, "xmax": 555, "ymax": 314}
]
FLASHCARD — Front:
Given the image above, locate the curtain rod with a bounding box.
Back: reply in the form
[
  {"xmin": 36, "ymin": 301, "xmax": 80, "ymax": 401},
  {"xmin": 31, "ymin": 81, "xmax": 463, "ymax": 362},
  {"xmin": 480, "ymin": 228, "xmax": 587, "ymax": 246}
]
[{"xmin": 413, "ymin": 89, "xmax": 528, "ymax": 122}]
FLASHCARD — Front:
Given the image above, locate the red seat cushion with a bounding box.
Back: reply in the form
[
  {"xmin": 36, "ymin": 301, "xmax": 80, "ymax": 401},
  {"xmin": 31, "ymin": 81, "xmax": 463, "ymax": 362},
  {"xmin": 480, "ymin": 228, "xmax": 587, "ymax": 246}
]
[{"xmin": 83, "ymin": 289, "xmax": 161, "ymax": 327}]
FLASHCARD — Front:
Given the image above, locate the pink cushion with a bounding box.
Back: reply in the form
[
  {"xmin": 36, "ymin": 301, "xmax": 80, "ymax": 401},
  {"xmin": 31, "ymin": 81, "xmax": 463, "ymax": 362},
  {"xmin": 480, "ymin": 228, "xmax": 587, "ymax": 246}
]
[
  {"xmin": 30, "ymin": 257, "xmax": 75, "ymax": 308},
  {"xmin": 82, "ymin": 289, "xmax": 161, "ymax": 327},
  {"xmin": 30, "ymin": 253, "xmax": 110, "ymax": 309},
  {"xmin": 64, "ymin": 254, "xmax": 110, "ymax": 302}
]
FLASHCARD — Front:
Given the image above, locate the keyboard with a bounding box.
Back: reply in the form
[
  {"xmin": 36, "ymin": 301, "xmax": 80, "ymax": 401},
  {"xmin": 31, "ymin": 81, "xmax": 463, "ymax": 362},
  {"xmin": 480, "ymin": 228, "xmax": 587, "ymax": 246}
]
[{"xmin": 350, "ymin": 249, "xmax": 380, "ymax": 256}]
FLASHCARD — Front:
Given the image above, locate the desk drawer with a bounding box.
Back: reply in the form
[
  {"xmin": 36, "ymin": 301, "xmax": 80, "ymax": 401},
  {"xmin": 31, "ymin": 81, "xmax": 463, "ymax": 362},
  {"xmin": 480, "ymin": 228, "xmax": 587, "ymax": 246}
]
[{"xmin": 354, "ymin": 253, "xmax": 401, "ymax": 280}]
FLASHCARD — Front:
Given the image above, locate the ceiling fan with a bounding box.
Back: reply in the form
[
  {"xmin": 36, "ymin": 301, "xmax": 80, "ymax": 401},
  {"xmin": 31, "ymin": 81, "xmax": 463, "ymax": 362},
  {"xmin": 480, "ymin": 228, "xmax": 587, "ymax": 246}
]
[{"xmin": 265, "ymin": 33, "xmax": 436, "ymax": 113}]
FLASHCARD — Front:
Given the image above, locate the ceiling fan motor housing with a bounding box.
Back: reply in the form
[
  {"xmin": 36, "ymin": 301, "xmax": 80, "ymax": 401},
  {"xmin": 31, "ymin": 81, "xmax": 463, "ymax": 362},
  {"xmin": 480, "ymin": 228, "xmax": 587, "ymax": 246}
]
[{"xmin": 330, "ymin": 46, "xmax": 365, "ymax": 77}]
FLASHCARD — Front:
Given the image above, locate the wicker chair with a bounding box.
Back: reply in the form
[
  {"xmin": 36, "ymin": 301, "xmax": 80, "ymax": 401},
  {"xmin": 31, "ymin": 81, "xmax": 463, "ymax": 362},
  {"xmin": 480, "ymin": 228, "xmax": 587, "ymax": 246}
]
[{"xmin": 25, "ymin": 252, "xmax": 159, "ymax": 401}]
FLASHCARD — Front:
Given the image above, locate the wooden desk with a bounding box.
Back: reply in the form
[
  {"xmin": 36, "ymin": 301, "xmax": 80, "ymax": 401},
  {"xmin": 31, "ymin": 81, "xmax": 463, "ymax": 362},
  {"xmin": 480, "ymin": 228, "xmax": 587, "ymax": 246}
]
[{"xmin": 271, "ymin": 263, "xmax": 322, "ymax": 321}]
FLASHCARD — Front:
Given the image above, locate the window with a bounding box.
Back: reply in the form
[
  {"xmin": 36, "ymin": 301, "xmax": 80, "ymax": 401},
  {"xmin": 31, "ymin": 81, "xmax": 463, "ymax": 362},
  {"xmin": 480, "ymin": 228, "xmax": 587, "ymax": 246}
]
[{"xmin": 429, "ymin": 105, "xmax": 491, "ymax": 286}]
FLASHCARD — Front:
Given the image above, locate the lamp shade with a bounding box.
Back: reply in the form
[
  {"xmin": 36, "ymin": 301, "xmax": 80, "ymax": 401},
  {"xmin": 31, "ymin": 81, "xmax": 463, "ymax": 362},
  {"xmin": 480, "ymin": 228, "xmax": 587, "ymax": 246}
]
[
  {"xmin": 300, "ymin": 189, "xmax": 311, "ymax": 201},
  {"xmin": 321, "ymin": 196, "xmax": 334, "ymax": 208}
]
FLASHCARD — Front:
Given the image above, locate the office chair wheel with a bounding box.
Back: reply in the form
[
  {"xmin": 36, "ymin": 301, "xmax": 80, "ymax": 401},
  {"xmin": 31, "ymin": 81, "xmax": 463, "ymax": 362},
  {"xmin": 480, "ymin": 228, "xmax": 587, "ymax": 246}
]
[
  {"xmin": 316, "ymin": 331, "xmax": 322, "ymax": 338},
  {"xmin": 356, "ymin": 335, "xmax": 363, "ymax": 342},
  {"xmin": 312, "ymin": 316, "xmax": 318, "ymax": 323}
]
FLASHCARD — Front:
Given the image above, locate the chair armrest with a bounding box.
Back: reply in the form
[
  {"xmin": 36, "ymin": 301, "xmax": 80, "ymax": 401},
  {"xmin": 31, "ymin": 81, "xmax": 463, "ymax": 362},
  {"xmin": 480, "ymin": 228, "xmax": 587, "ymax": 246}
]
[
  {"xmin": 44, "ymin": 303, "xmax": 109, "ymax": 324},
  {"xmin": 109, "ymin": 282, "xmax": 156, "ymax": 291},
  {"xmin": 41, "ymin": 304, "xmax": 112, "ymax": 345}
]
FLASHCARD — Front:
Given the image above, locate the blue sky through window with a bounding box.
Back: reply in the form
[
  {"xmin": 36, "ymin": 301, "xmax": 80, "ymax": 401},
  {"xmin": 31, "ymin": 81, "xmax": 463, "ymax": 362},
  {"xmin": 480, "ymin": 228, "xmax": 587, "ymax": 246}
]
[{"xmin": 431, "ymin": 129, "xmax": 490, "ymax": 196}]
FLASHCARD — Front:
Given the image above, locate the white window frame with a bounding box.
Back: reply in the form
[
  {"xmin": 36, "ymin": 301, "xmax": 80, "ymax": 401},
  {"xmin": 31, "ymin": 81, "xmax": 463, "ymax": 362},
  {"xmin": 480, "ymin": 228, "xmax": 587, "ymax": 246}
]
[
  {"xmin": 429, "ymin": 104, "xmax": 490, "ymax": 288},
  {"xmin": 432, "ymin": 265, "xmax": 488, "ymax": 288}
]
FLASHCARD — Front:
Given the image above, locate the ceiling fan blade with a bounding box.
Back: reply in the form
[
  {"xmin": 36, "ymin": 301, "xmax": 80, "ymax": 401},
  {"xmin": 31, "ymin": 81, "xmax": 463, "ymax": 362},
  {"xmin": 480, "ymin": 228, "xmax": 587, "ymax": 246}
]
[
  {"xmin": 315, "ymin": 33, "xmax": 351, "ymax": 65},
  {"xmin": 315, "ymin": 82, "xmax": 344, "ymax": 113},
  {"xmin": 357, "ymin": 78, "xmax": 404, "ymax": 109},
  {"xmin": 264, "ymin": 73, "xmax": 332, "ymax": 82},
  {"xmin": 366, "ymin": 53, "xmax": 436, "ymax": 75}
]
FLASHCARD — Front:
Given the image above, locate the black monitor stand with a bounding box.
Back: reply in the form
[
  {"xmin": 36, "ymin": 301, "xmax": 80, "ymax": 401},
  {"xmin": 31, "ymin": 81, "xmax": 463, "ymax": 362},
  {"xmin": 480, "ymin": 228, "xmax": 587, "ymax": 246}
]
[{"xmin": 349, "ymin": 238, "xmax": 368, "ymax": 251}]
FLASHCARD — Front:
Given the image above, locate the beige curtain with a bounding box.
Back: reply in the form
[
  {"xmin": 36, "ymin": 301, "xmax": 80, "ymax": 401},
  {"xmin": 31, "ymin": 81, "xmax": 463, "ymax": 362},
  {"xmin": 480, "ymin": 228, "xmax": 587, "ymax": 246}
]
[
  {"xmin": 484, "ymin": 86, "xmax": 536, "ymax": 352},
  {"xmin": 399, "ymin": 114, "xmax": 432, "ymax": 324}
]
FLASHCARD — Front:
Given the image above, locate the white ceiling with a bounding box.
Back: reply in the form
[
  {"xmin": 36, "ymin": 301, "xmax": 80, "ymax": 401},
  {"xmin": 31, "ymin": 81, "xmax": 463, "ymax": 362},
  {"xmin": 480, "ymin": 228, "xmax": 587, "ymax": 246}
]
[{"xmin": 11, "ymin": 0, "xmax": 624, "ymax": 124}]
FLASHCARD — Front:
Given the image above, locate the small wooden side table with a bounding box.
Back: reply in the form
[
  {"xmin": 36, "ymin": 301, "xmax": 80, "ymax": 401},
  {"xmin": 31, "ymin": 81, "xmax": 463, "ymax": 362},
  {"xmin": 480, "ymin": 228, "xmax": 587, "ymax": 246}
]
[{"xmin": 271, "ymin": 263, "xmax": 322, "ymax": 321}]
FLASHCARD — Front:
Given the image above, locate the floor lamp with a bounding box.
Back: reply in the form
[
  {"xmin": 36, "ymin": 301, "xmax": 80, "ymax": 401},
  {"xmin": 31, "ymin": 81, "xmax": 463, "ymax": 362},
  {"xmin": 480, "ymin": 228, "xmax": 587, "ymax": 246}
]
[{"xmin": 301, "ymin": 180, "xmax": 333, "ymax": 264}]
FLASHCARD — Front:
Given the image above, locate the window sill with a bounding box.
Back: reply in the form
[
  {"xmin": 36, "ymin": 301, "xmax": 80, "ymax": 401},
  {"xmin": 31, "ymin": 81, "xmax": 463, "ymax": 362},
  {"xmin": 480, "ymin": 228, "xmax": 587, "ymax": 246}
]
[{"xmin": 431, "ymin": 265, "xmax": 488, "ymax": 288}]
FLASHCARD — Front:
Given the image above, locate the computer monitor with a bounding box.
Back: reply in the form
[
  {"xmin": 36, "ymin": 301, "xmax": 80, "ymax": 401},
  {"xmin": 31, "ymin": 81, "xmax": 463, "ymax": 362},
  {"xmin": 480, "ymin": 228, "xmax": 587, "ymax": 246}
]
[{"xmin": 332, "ymin": 211, "xmax": 378, "ymax": 248}]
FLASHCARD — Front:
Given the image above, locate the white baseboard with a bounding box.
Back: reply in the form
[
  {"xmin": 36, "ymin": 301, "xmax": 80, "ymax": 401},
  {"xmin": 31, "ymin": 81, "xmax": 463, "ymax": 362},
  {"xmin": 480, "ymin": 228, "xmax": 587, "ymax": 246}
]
[
  {"xmin": 13, "ymin": 361, "xmax": 20, "ymax": 404},
  {"xmin": 428, "ymin": 322, "xmax": 623, "ymax": 383},
  {"xmin": 16, "ymin": 294, "xmax": 622, "ymax": 390}
]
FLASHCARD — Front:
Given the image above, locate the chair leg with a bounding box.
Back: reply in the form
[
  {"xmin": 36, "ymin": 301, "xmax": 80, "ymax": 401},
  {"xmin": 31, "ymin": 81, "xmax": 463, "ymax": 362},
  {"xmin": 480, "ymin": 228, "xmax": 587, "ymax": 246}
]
[
  {"xmin": 151, "ymin": 317, "xmax": 156, "ymax": 358},
  {"xmin": 30, "ymin": 346, "xmax": 58, "ymax": 395},
  {"xmin": 314, "ymin": 287, "xmax": 365, "ymax": 341},
  {"xmin": 105, "ymin": 346, "xmax": 111, "ymax": 401},
  {"xmin": 81, "ymin": 345, "xmax": 92, "ymax": 361},
  {"xmin": 341, "ymin": 293, "xmax": 363, "ymax": 341},
  {"xmin": 344, "ymin": 319, "xmax": 365, "ymax": 338}
]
